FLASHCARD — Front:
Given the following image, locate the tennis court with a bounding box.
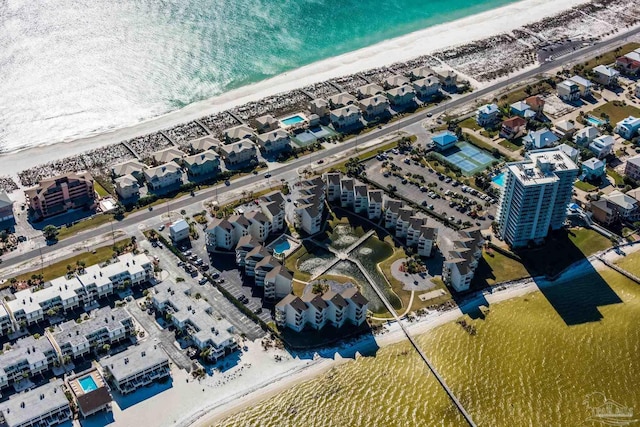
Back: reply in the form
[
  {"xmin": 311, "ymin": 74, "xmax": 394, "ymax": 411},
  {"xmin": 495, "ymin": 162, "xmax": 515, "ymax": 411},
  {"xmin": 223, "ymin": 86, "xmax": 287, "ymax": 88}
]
[{"xmin": 433, "ymin": 142, "xmax": 496, "ymax": 175}]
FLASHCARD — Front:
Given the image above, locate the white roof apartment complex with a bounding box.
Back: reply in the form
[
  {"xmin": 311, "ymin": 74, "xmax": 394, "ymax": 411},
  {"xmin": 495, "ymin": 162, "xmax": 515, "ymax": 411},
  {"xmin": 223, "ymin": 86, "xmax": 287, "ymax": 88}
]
[
  {"xmin": 3, "ymin": 253, "xmax": 152, "ymax": 332},
  {"xmin": 0, "ymin": 379, "xmax": 71, "ymax": 427},
  {"xmin": 151, "ymin": 280, "xmax": 238, "ymax": 361},
  {"xmin": 101, "ymin": 342, "xmax": 171, "ymax": 395},
  {"xmin": 496, "ymin": 148, "xmax": 579, "ymax": 248}
]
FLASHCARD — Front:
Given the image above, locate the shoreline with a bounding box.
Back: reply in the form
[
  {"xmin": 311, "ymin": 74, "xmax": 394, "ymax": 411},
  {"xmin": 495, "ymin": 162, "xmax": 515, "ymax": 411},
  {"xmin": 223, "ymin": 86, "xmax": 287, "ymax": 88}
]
[
  {"xmin": 188, "ymin": 241, "xmax": 639, "ymax": 427},
  {"xmin": 0, "ymin": 0, "xmax": 597, "ymax": 180}
]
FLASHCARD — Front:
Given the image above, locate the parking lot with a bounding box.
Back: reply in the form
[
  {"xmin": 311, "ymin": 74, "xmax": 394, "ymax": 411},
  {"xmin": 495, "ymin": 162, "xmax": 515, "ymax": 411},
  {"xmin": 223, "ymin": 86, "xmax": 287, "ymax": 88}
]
[
  {"xmin": 363, "ymin": 154, "xmax": 497, "ymax": 229},
  {"xmin": 142, "ymin": 239, "xmax": 266, "ymax": 340}
]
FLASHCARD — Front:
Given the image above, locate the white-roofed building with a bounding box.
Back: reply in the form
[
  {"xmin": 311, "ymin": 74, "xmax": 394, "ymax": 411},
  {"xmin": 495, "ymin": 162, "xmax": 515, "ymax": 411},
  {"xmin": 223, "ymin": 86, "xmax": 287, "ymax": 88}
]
[
  {"xmin": 412, "ymin": 76, "xmax": 440, "ymax": 98},
  {"xmin": 169, "ymin": 219, "xmax": 190, "ymax": 242},
  {"xmin": 615, "ymin": 116, "xmax": 640, "ymax": 140},
  {"xmin": 111, "ymin": 160, "xmax": 147, "ymax": 179},
  {"xmin": 581, "ymin": 158, "xmax": 605, "ymax": 181},
  {"xmin": 523, "ymin": 128, "xmax": 559, "ymax": 149},
  {"xmin": 574, "ymin": 126, "xmax": 600, "ymax": 146},
  {"xmin": 183, "ymin": 150, "xmax": 220, "ymax": 178},
  {"xmin": 589, "ymin": 135, "xmax": 615, "ymax": 159},
  {"xmin": 152, "ymin": 147, "xmax": 185, "ymax": 165},
  {"xmin": 358, "ymin": 95, "xmax": 390, "ymax": 119},
  {"xmin": 0, "ymin": 335, "xmax": 57, "ymax": 389},
  {"xmin": 114, "ymin": 174, "xmax": 140, "ymax": 200},
  {"xmin": 52, "ymin": 307, "xmax": 134, "ymax": 361},
  {"xmin": 101, "ymin": 342, "xmax": 171, "ymax": 394},
  {"xmin": 330, "ymin": 105, "xmax": 362, "ymax": 129},
  {"xmin": 624, "ymin": 154, "xmax": 640, "ymax": 181},
  {"xmin": 496, "ymin": 148, "xmax": 579, "ymax": 248},
  {"xmin": 0, "ymin": 379, "xmax": 71, "ymax": 427},
  {"xmin": 151, "ymin": 281, "xmax": 238, "ymax": 361}
]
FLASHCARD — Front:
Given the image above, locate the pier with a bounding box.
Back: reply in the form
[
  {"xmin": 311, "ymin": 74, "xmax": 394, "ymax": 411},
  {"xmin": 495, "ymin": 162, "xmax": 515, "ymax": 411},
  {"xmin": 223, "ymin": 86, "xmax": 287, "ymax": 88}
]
[{"xmin": 359, "ymin": 257, "xmax": 477, "ymax": 426}]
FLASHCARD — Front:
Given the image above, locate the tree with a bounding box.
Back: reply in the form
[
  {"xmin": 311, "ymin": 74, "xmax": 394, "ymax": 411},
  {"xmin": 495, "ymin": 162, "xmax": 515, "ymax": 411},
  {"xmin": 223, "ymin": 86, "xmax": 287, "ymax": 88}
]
[
  {"xmin": 43, "ymin": 225, "xmax": 59, "ymax": 241},
  {"xmin": 113, "ymin": 202, "xmax": 125, "ymax": 220}
]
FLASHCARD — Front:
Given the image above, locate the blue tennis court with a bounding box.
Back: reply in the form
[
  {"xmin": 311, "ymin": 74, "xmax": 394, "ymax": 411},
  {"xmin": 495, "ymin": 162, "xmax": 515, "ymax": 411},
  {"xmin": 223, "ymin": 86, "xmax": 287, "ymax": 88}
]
[{"xmin": 432, "ymin": 141, "xmax": 496, "ymax": 175}]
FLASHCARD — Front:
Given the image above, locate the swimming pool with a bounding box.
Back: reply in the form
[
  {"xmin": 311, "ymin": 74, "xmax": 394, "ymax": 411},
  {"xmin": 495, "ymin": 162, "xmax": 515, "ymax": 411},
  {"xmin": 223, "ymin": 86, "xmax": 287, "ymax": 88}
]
[
  {"xmin": 79, "ymin": 375, "xmax": 98, "ymax": 393},
  {"xmin": 281, "ymin": 115, "xmax": 305, "ymax": 126},
  {"xmin": 492, "ymin": 172, "xmax": 506, "ymax": 187},
  {"xmin": 586, "ymin": 115, "xmax": 606, "ymax": 127},
  {"xmin": 273, "ymin": 240, "xmax": 291, "ymax": 254}
]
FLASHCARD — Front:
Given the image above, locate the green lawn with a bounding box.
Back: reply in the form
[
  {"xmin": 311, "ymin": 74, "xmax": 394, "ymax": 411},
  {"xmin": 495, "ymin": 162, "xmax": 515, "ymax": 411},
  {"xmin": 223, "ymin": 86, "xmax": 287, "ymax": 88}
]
[
  {"xmin": 606, "ymin": 167, "xmax": 625, "ymax": 187},
  {"xmin": 512, "ymin": 228, "xmax": 611, "ymax": 277},
  {"xmin": 574, "ymin": 180, "xmax": 597, "ymax": 192},
  {"xmin": 473, "ymin": 250, "xmax": 530, "ymax": 287},
  {"xmin": 57, "ymin": 214, "xmax": 116, "ymax": 240},
  {"xmin": 464, "ymin": 133, "xmax": 499, "ymax": 154},
  {"xmin": 569, "ymin": 227, "xmax": 612, "ymax": 256},
  {"xmin": 498, "ymin": 139, "xmax": 521, "ymax": 152},
  {"xmin": 590, "ymin": 102, "xmax": 640, "ymax": 125},
  {"xmin": 13, "ymin": 239, "xmax": 131, "ymax": 283},
  {"xmin": 94, "ymin": 181, "xmax": 110, "ymax": 198},
  {"xmin": 458, "ymin": 117, "xmax": 481, "ymax": 131}
]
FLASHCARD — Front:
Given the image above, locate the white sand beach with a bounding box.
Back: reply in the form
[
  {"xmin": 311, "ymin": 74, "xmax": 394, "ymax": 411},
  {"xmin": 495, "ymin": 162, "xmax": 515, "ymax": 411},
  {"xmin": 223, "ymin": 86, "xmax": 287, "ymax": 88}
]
[{"xmin": 0, "ymin": 0, "xmax": 590, "ymax": 177}]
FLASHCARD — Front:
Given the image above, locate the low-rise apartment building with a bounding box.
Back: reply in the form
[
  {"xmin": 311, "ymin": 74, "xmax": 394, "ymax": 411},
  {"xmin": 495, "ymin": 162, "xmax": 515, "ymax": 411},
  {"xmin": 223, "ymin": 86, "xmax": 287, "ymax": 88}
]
[
  {"xmin": 152, "ymin": 281, "xmax": 238, "ymax": 362},
  {"xmin": 183, "ymin": 150, "xmax": 220, "ymax": 178},
  {"xmin": 0, "ymin": 379, "xmax": 71, "ymax": 427},
  {"xmin": 0, "ymin": 335, "xmax": 57, "ymax": 389},
  {"xmin": 624, "ymin": 155, "xmax": 640, "ymax": 181},
  {"xmin": 256, "ymin": 129, "xmax": 291, "ymax": 154},
  {"xmin": 219, "ymin": 139, "xmax": 258, "ymax": 166},
  {"xmin": 26, "ymin": 172, "xmax": 96, "ymax": 220},
  {"xmin": 52, "ymin": 307, "xmax": 134, "ymax": 362},
  {"xmin": 101, "ymin": 342, "xmax": 171, "ymax": 395},
  {"xmin": 275, "ymin": 285, "xmax": 368, "ymax": 332}
]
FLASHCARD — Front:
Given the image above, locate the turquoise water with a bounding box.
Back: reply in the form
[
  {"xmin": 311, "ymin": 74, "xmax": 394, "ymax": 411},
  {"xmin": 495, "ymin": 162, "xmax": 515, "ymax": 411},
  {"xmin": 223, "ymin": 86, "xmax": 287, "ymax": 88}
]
[
  {"xmin": 492, "ymin": 172, "xmax": 506, "ymax": 187},
  {"xmin": 281, "ymin": 115, "xmax": 305, "ymax": 126},
  {"xmin": 0, "ymin": 0, "xmax": 515, "ymax": 153},
  {"xmin": 79, "ymin": 375, "xmax": 98, "ymax": 392},
  {"xmin": 273, "ymin": 240, "xmax": 291, "ymax": 254}
]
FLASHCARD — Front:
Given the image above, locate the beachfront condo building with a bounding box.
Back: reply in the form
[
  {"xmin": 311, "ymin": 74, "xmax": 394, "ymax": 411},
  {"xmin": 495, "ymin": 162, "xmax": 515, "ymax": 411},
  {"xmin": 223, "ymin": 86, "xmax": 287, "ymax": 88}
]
[
  {"xmin": 101, "ymin": 342, "xmax": 171, "ymax": 395},
  {"xmin": 412, "ymin": 76, "xmax": 440, "ymax": 98},
  {"xmin": 385, "ymin": 85, "xmax": 416, "ymax": 106},
  {"xmin": 275, "ymin": 286, "xmax": 369, "ymax": 332},
  {"xmin": 223, "ymin": 124, "xmax": 255, "ymax": 144},
  {"xmin": 26, "ymin": 172, "xmax": 96, "ymax": 220},
  {"xmin": 152, "ymin": 147, "xmax": 185, "ymax": 165},
  {"xmin": 218, "ymin": 139, "xmax": 258, "ymax": 166},
  {"xmin": 330, "ymin": 105, "xmax": 362, "ymax": 129},
  {"xmin": 440, "ymin": 228, "xmax": 484, "ymax": 292},
  {"xmin": 251, "ymin": 115, "xmax": 278, "ymax": 133},
  {"xmin": 496, "ymin": 148, "xmax": 579, "ymax": 248},
  {"xmin": 0, "ymin": 379, "xmax": 72, "ymax": 427},
  {"xmin": 358, "ymin": 95, "xmax": 390, "ymax": 120},
  {"xmin": 189, "ymin": 136, "xmax": 221, "ymax": 154}
]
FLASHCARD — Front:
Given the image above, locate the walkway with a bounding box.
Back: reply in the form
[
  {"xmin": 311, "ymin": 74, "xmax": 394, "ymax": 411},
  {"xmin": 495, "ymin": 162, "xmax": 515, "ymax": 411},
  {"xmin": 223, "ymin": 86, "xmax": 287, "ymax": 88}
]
[{"xmin": 355, "ymin": 257, "xmax": 477, "ymax": 426}]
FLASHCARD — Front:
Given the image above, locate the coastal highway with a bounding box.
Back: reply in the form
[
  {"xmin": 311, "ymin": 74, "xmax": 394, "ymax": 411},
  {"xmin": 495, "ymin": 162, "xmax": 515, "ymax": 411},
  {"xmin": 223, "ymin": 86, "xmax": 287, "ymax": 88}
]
[{"xmin": 2, "ymin": 26, "xmax": 639, "ymax": 277}]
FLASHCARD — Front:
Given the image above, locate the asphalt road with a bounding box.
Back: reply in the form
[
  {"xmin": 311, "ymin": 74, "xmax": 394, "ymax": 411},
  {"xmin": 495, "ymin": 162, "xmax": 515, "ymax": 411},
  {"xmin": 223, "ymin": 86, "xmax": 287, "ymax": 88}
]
[{"xmin": 2, "ymin": 26, "xmax": 639, "ymax": 276}]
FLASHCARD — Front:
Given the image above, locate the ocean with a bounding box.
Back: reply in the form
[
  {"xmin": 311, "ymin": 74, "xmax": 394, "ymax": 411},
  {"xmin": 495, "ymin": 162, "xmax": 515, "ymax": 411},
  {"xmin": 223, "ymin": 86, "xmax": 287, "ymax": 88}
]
[{"xmin": 0, "ymin": 0, "xmax": 514, "ymax": 154}]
